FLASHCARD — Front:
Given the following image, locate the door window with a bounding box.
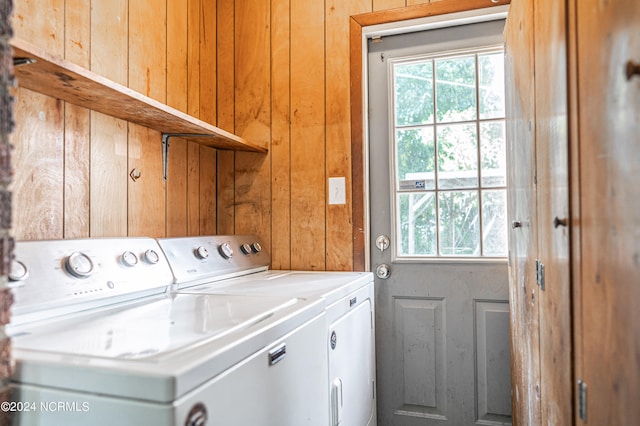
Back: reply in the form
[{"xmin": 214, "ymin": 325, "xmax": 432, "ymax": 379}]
[{"xmin": 390, "ymin": 47, "xmax": 507, "ymax": 258}]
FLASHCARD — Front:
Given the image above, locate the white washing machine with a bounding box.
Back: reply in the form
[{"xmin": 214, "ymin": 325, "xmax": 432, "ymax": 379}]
[
  {"xmin": 157, "ymin": 235, "xmax": 377, "ymax": 426},
  {"xmin": 8, "ymin": 238, "xmax": 328, "ymax": 426}
]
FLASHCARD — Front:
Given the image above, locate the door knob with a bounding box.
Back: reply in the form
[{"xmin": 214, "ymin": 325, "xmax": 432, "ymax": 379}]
[{"xmin": 376, "ymin": 264, "xmax": 391, "ymax": 279}]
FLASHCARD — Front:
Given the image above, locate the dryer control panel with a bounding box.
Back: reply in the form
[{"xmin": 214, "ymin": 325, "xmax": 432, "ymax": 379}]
[{"xmin": 157, "ymin": 235, "xmax": 271, "ymax": 289}]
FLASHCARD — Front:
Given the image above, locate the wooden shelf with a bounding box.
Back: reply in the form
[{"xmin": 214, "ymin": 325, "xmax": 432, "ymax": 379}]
[{"xmin": 10, "ymin": 37, "xmax": 267, "ymax": 153}]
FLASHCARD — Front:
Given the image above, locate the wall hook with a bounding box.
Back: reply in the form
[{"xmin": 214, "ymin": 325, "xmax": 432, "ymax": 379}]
[{"xmin": 130, "ymin": 168, "xmax": 141, "ymax": 182}]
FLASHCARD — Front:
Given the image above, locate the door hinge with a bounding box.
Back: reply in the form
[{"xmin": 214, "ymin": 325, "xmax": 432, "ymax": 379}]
[
  {"xmin": 578, "ymin": 380, "xmax": 587, "ymax": 421},
  {"xmin": 536, "ymin": 259, "xmax": 545, "ymax": 291}
]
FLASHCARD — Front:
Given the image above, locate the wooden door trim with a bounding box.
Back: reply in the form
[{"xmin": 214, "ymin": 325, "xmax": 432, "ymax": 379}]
[{"xmin": 349, "ymin": 0, "xmax": 511, "ymax": 271}]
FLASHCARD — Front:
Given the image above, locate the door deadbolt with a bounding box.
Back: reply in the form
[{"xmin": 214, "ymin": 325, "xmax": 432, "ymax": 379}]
[
  {"xmin": 376, "ymin": 263, "xmax": 391, "ymax": 279},
  {"xmin": 375, "ymin": 235, "xmax": 390, "ymax": 252}
]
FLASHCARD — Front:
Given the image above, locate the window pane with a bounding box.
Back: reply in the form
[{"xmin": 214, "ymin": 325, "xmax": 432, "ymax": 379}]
[
  {"xmin": 438, "ymin": 191, "xmax": 480, "ymax": 256},
  {"xmin": 435, "ymin": 56, "xmax": 476, "ymax": 123},
  {"xmin": 394, "ymin": 62, "xmax": 434, "ymax": 126},
  {"xmin": 482, "ymin": 190, "xmax": 507, "ymax": 256},
  {"xmin": 437, "ymin": 123, "xmax": 478, "ymax": 189},
  {"xmin": 396, "ymin": 127, "xmax": 436, "ymax": 190},
  {"xmin": 479, "ymin": 53, "xmax": 505, "ymax": 119},
  {"xmin": 480, "ymin": 121, "xmax": 506, "ymax": 187},
  {"xmin": 398, "ymin": 193, "xmax": 437, "ymax": 256}
]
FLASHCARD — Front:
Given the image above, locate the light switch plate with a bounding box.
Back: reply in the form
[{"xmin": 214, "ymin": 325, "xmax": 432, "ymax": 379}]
[{"xmin": 328, "ymin": 177, "xmax": 346, "ymax": 205}]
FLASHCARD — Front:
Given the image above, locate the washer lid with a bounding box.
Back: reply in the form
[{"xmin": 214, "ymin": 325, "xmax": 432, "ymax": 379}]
[
  {"xmin": 179, "ymin": 271, "xmax": 374, "ymax": 305},
  {"xmin": 11, "ymin": 292, "xmax": 324, "ymax": 402},
  {"xmin": 12, "ymin": 293, "xmax": 300, "ymax": 359}
]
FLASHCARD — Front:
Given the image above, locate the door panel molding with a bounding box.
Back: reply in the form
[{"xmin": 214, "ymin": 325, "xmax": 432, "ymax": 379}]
[{"xmin": 393, "ymin": 297, "xmax": 446, "ymax": 419}]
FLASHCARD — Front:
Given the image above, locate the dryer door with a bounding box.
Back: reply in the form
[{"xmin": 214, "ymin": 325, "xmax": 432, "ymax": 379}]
[{"xmin": 328, "ymin": 299, "xmax": 375, "ymax": 426}]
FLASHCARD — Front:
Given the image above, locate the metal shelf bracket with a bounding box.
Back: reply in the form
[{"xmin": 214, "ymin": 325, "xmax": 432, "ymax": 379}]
[{"xmin": 161, "ymin": 133, "xmax": 212, "ymax": 181}]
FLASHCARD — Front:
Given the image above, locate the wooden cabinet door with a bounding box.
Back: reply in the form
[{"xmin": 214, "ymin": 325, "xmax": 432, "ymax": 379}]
[
  {"xmin": 534, "ymin": 0, "xmax": 573, "ymax": 424},
  {"xmin": 506, "ymin": 0, "xmax": 573, "ymax": 423},
  {"xmin": 574, "ymin": 0, "xmax": 640, "ymax": 424},
  {"xmin": 505, "ymin": 0, "xmax": 541, "ymax": 423}
]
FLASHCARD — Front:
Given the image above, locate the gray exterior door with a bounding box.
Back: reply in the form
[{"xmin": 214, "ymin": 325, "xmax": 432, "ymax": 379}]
[{"xmin": 367, "ymin": 20, "xmax": 512, "ymax": 426}]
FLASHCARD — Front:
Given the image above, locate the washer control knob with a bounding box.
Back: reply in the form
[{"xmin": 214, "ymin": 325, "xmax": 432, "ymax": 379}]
[
  {"xmin": 250, "ymin": 242, "xmax": 262, "ymax": 254},
  {"xmin": 195, "ymin": 246, "xmax": 209, "ymax": 260},
  {"xmin": 240, "ymin": 243, "xmax": 252, "ymax": 255},
  {"xmin": 64, "ymin": 252, "xmax": 95, "ymax": 278},
  {"xmin": 218, "ymin": 242, "xmax": 234, "ymax": 259},
  {"xmin": 121, "ymin": 250, "xmax": 139, "ymax": 267},
  {"xmin": 143, "ymin": 249, "xmax": 160, "ymax": 264},
  {"xmin": 9, "ymin": 260, "xmax": 29, "ymax": 281}
]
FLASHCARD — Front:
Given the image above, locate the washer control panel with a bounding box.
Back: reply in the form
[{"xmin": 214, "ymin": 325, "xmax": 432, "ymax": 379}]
[
  {"xmin": 10, "ymin": 238, "xmax": 173, "ymax": 325},
  {"xmin": 157, "ymin": 235, "xmax": 271, "ymax": 287}
]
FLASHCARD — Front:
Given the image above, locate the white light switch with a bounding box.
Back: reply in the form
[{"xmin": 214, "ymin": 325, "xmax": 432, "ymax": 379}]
[{"xmin": 328, "ymin": 177, "xmax": 346, "ymax": 205}]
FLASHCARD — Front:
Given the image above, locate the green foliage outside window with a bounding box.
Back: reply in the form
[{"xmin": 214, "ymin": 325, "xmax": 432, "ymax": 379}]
[{"xmin": 393, "ymin": 49, "xmax": 507, "ymax": 257}]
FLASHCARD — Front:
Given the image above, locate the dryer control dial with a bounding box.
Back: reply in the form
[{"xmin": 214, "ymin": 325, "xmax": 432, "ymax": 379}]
[
  {"xmin": 218, "ymin": 242, "xmax": 234, "ymax": 259},
  {"xmin": 195, "ymin": 246, "xmax": 209, "ymax": 260},
  {"xmin": 240, "ymin": 243, "xmax": 252, "ymax": 255},
  {"xmin": 121, "ymin": 250, "xmax": 139, "ymax": 267},
  {"xmin": 64, "ymin": 251, "xmax": 95, "ymax": 278},
  {"xmin": 250, "ymin": 242, "xmax": 262, "ymax": 254},
  {"xmin": 143, "ymin": 249, "xmax": 160, "ymax": 264}
]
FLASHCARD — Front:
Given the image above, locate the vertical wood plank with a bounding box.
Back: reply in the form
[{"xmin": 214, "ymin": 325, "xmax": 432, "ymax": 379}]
[
  {"xmin": 270, "ymin": 0, "xmax": 291, "ymax": 269},
  {"xmin": 325, "ymin": 0, "xmax": 371, "ymax": 271},
  {"xmin": 504, "ymin": 0, "xmax": 541, "ymax": 423},
  {"xmin": 200, "ymin": 0, "xmax": 217, "ymax": 124},
  {"xmin": 199, "ymin": 146, "xmax": 217, "ymax": 234},
  {"xmin": 187, "ymin": 142, "xmax": 201, "ymax": 235},
  {"xmin": 187, "ymin": 0, "xmax": 202, "ymax": 235},
  {"xmin": 166, "ymin": 0, "xmax": 189, "ymax": 237},
  {"xmin": 11, "ymin": 92, "xmax": 64, "ymax": 240},
  {"xmin": 166, "ymin": 139, "xmax": 188, "ymax": 237},
  {"xmin": 10, "ymin": 0, "xmax": 64, "ymax": 240},
  {"xmin": 534, "ymin": 0, "xmax": 572, "ymax": 424},
  {"xmin": 216, "ymin": 0, "xmax": 236, "ymax": 235},
  {"xmin": 90, "ymin": 0, "xmax": 128, "ymax": 237},
  {"xmin": 128, "ymin": 0, "xmax": 167, "ymax": 237},
  {"xmin": 199, "ymin": 0, "xmax": 218, "ymax": 235},
  {"xmin": 290, "ymin": 0, "xmax": 325, "ymax": 270},
  {"xmin": 567, "ymin": 1, "xmax": 583, "ymax": 424},
  {"xmin": 187, "ymin": 0, "xmax": 201, "ymax": 118},
  {"xmin": 234, "ymin": 1, "xmax": 271, "ymax": 244},
  {"xmin": 63, "ymin": 0, "xmax": 91, "ymax": 238},
  {"xmin": 349, "ymin": 17, "xmax": 367, "ymax": 271}
]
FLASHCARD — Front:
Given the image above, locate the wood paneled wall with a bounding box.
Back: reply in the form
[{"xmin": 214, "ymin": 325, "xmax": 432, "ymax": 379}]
[
  {"xmin": 11, "ymin": 0, "xmax": 475, "ymax": 272},
  {"xmin": 10, "ymin": 0, "xmax": 219, "ymax": 240},
  {"xmin": 221, "ymin": 0, "xmax": 457, "ymax": 271}
]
